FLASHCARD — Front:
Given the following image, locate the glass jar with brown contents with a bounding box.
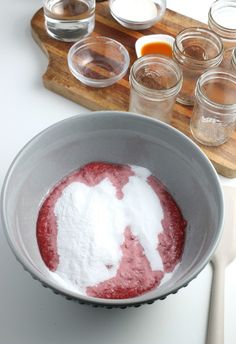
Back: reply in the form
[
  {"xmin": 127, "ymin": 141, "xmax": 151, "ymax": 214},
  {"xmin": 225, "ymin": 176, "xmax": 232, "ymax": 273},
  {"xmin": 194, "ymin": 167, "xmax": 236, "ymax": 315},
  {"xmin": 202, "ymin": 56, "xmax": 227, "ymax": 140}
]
[
  {"xmin": 173, "ymin": 27, "xmax": 223, "ymax": 106},
  {"xmin": 129, "ymin": 54, "xmax": 182, "ymax": 123}
]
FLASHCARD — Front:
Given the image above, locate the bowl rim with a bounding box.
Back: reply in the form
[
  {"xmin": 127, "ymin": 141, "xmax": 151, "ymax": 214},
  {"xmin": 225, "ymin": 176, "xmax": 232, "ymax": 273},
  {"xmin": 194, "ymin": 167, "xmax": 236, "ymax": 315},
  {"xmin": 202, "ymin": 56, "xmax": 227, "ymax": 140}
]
[
  {"xmin": 0, "ymin": 111, "xmax": 224, "ymax": 307},
  {"xmin": 67, "ymin": 36, "xmax": 130, "ymax": 87}
]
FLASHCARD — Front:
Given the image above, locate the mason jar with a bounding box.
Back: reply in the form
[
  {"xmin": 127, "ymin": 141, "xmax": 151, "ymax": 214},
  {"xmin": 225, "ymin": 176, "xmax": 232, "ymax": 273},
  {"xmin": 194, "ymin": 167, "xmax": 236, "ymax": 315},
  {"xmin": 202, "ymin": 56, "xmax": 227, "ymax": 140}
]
[
  {"xmin": 190, "ymin": 68, "xmax": 236, "ymax": 146},
  {"xmin": 173, "ymin": 27, "xmax": 223, "ymax": 106},
  {"xmin": 219, "ymin": 47, "xmax": 235, "ymax": 70},
  {"xmin": 208, "ymin": 0, "xmax": 236, "ymax": 50},
  {"xmin": 129, "ymin": 54, "xmax": 182, "ymax": 123},
  {"xmin": 232, "ymin": 48, "xmax": 236, "ymax": 71}
]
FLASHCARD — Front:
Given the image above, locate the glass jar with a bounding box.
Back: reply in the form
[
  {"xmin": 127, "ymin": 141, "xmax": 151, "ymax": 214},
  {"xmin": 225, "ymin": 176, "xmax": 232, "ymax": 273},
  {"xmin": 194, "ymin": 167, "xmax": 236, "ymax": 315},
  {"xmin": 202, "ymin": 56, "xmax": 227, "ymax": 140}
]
[
  {"xmin": 232, "ymin": 48, "xmax": 236, "ymax": 71},
  {"xmin": 190, "ymin": 68, "xmax": 236, "ymax": 146},
  {"xmin": 129, "ymin": 54, "xmax": 182, "ymax": 123},
  {"xmin": 43, "ymin": 0, "xmax": 96, "ymax": 42},
  {"xmin": 219, "ymin": 47, "xmax": 235, "ymax": 70},
  {"xmin": 173, "ymin": 27, "xmax": 223, "ymax": 106},
  {"xmin": 208, "ymin": 0, "xmax": 236, "ymax": 50}
]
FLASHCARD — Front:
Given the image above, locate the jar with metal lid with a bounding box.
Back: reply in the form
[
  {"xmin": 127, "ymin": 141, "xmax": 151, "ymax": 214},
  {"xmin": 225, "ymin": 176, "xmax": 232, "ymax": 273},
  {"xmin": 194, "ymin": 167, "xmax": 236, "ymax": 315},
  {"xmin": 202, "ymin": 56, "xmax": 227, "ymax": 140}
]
[
  {"xmin": 129, "ymin": 54, "xmax": 182, "ymax": 123},
  {"xmin": 190, "ymin": 68, "xmax": 236, "ymax": 146},
  {"xmin": 173, "ymin": 27, "xmax": 224, "ymax": 106},
  {"xmin": 208, "ymin": 0, "xmax": 236, "ymax": 50}
]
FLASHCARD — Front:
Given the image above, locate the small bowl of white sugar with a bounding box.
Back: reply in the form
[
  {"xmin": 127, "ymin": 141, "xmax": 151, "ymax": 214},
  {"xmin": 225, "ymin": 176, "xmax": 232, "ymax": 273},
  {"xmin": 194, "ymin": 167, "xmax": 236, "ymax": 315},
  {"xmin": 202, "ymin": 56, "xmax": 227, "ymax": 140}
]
[{"xmin": 109, "ymin": 0, "xmax": 166, "ymax": 30}]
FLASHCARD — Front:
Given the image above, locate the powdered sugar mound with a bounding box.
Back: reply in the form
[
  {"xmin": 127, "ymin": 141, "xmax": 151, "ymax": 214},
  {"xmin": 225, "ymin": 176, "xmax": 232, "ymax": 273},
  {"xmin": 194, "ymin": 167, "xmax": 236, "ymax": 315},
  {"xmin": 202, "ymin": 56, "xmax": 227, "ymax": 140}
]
[
  {"xmin": 122, "ymin": 170, "xmax": 164, "ymax": 271},
  {"xmin": 53, "ymin": 165, "xmax": 164, "ymax": 294},
  {"xmin": 131, "ymin": 164, "xmax": 152, "ymax": 179},
  {"xmin": 111, "ymin": 0, "xmax": 158, "ymax": 23},
  {"xmin": 54, "ymin": 179, "xmax": 125, "ymax": 292}
]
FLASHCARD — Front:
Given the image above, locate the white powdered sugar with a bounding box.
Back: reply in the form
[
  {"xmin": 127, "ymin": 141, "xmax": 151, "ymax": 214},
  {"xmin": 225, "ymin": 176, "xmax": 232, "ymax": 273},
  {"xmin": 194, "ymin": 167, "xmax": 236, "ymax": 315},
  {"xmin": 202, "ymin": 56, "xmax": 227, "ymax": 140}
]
[
  {"xmin": 213, "ymin": 8, "xmax": 236, "ymax": 30},
  {"xmin": 111, "ymin": 0, "xmax": 158, "ymax": 23},
  {"xmin": 52, "ymin": 165, "xmax": 164, "ymax": 294}
]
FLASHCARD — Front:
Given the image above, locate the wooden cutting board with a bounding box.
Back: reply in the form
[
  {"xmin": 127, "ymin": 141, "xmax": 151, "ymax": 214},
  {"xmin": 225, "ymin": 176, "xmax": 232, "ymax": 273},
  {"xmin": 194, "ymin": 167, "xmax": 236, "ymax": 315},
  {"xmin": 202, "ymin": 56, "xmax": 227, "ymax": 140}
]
[{"xmin": 31, "ymin": 1, "xmax": 236, "ymax": 178}]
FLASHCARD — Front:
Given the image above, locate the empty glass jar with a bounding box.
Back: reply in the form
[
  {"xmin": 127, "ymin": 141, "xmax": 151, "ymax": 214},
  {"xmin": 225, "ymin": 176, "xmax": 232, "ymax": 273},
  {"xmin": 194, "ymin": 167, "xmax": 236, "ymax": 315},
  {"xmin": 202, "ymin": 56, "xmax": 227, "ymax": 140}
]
[
  {"xmin": 129, "ymin": 54, "xmax": 182, "ymax": 123},
  {"xmin": 208, "ymin": 0, "xmax": 236, "ymax": 50},
  {"xmin": 190, "ymin": 68, "xmax": 236, "ymax": 146},
  {"xmin": 173, "ymin": 28, "xmax": 223, "ymax": 106}
]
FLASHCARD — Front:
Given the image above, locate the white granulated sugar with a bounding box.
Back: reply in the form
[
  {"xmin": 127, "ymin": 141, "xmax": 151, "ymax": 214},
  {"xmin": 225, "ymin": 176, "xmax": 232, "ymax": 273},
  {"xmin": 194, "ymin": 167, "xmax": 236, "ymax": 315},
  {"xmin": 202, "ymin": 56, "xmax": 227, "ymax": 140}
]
[
  {"xmin": 53, "ymin": 165, "xmax": 164, "ymax": 294},
  {"xmin": 213, "ymin": 8, "xmax": 236, "ymax": 29},
  {"xmin": 111, "ymin": 0, "xmax": 157, "ymax": 23}
]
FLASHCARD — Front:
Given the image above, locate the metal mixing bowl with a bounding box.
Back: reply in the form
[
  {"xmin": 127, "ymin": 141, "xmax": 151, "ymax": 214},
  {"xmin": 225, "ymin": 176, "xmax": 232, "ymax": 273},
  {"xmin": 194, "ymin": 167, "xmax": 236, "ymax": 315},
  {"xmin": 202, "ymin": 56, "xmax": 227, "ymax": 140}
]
[{"xmin": 0, "ymin": 111, "xmax": 224, "ymax": 307}]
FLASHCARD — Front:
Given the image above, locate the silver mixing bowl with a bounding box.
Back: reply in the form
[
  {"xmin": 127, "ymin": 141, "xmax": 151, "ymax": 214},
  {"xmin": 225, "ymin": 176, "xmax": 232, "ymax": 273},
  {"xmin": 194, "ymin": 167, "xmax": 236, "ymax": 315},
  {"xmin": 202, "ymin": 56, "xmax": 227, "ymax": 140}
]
[{"xmin": 0, "ymin": 111, "xmax": 224, "ymax": 307}]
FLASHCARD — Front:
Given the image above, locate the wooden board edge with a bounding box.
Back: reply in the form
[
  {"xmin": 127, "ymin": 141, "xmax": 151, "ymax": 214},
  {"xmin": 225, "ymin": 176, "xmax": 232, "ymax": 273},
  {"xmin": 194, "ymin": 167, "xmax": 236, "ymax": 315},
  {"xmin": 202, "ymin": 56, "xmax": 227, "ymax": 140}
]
[
  {"xmin": 212, "ymin": 161, "xmax": 236, "ymax": 179},
  {"xmin": 31, "ymin": 10, "xmax": 49, "ymax": 58}
]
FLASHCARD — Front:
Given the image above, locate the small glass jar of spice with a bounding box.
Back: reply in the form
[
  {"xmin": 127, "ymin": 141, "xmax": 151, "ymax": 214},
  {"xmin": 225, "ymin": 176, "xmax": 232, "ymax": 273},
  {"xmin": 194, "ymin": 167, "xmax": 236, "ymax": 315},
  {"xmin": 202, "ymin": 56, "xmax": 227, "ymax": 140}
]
[
  {"xmin": 129, "ymin": 54, "xmax": 182, "ymax": 123},
  {"xmin": 173, "ymin": 27, "xmax": 223, "ymax": 106}
]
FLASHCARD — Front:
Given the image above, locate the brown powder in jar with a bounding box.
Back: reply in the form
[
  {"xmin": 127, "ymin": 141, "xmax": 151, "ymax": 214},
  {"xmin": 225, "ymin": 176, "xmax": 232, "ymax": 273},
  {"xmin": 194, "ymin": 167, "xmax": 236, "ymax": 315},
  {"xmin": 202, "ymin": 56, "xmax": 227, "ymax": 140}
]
[
  {"xmin": 183, "ymin": 45, "xmax": 207, "ymax": 60},
  {"xmin": 136, "ymin": 67, "xmax": 169, "ymax": 90}
]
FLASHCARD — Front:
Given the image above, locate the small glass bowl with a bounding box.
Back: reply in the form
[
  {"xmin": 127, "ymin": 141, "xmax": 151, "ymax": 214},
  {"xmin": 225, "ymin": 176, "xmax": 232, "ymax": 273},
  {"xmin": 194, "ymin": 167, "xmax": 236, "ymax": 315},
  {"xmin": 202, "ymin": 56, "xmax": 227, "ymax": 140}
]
[
  {"xmin": 109, "ymin": 0, "xmax": 166, "ymax": 30},
  {"xmin": 67, "ymin": 36, "xmax": 130, "ymax": 88}
]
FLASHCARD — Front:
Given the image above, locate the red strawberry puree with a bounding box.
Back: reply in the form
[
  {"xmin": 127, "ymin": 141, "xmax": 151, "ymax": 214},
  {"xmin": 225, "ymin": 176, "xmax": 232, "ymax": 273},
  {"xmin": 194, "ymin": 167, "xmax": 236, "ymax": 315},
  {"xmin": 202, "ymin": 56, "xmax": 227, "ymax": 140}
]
[{"xmin": 37, "ymin": 162, "xmax": 187, "ymax": 299}]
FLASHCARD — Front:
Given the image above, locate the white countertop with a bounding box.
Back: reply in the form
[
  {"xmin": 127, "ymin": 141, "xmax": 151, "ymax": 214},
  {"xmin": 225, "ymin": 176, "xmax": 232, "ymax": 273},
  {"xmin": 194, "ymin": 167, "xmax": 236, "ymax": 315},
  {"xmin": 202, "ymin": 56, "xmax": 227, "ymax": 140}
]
[{"xmin": 0, "ymin": 0, "xmax": 236, "ymax": 343}]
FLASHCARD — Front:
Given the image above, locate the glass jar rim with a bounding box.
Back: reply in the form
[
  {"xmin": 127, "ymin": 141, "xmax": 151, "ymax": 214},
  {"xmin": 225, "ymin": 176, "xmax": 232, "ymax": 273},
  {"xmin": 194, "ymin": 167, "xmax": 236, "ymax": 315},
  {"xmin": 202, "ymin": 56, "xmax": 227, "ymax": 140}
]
[
  {"xmin": 232, "ymin": 48, "xmax": 236, "ymax": 65},
  {"xmin": 208, "ymin": 0, "xmax": 236, "ymax": 35},
  {"xmin": 130, "ymin": 54, "xmax": 183, "ymax": 99},
  {"xmin": 196, "ymin": 68, "xmax": 236, "ymax": 111},
  {"xmin": 173, "ymin": 27, "xmax": 224, "ymax": 67}
]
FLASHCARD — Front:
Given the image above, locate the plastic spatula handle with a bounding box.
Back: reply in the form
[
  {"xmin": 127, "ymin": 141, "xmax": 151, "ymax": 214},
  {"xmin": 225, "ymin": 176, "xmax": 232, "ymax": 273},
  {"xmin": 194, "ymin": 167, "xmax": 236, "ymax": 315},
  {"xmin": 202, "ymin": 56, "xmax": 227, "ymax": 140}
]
[
  {"xmin": 206, "ymin": 258, "xmax": 225, "ymax": 344},
  {"xmin": 206, "ymin": 185, "xmax": 236, "ymax": 344}
]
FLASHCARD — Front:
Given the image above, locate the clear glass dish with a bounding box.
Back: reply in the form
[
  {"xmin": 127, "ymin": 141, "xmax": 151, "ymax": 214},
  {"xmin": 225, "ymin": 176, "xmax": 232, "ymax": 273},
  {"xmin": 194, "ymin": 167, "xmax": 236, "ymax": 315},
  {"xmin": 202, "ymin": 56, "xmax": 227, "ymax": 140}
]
[
  {"xmin": 67, "ymin": 36, "xmax": 130, "ymax": 87},
  {"xmin": 109, "ymin": 0, "xmax": 166, "ymax": 30}
]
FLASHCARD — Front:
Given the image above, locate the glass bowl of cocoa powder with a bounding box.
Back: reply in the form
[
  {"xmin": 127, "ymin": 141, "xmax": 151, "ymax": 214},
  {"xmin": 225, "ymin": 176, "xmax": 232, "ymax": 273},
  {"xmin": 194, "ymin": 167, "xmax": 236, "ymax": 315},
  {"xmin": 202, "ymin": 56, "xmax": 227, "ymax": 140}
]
[{"xmin": 68, "ymin": 36, "xmax": 130, "ymax": 88}]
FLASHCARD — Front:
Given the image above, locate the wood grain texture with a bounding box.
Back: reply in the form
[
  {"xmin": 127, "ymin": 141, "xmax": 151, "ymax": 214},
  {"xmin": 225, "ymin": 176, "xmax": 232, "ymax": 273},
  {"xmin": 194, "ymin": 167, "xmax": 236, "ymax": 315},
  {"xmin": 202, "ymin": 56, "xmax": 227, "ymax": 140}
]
[{"xmin": 31, "ymin": 1, "xmax": 236, "ymax": 178}]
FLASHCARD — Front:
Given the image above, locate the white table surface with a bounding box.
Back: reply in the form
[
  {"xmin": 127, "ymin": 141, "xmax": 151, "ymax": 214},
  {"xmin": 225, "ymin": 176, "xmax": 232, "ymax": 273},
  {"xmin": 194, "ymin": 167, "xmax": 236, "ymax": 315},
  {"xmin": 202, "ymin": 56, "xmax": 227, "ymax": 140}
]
[{"xmin": 0, "ymin": 0, "xmax": 236, "ymax": 343}]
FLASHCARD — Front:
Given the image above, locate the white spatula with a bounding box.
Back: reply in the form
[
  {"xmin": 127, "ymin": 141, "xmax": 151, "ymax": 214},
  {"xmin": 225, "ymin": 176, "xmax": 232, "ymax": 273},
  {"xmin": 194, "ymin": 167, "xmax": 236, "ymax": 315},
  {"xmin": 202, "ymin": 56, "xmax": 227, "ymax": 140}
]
[{"xmin": 206, "ymin": 185, "xmax": 236, "ymax": 344}]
